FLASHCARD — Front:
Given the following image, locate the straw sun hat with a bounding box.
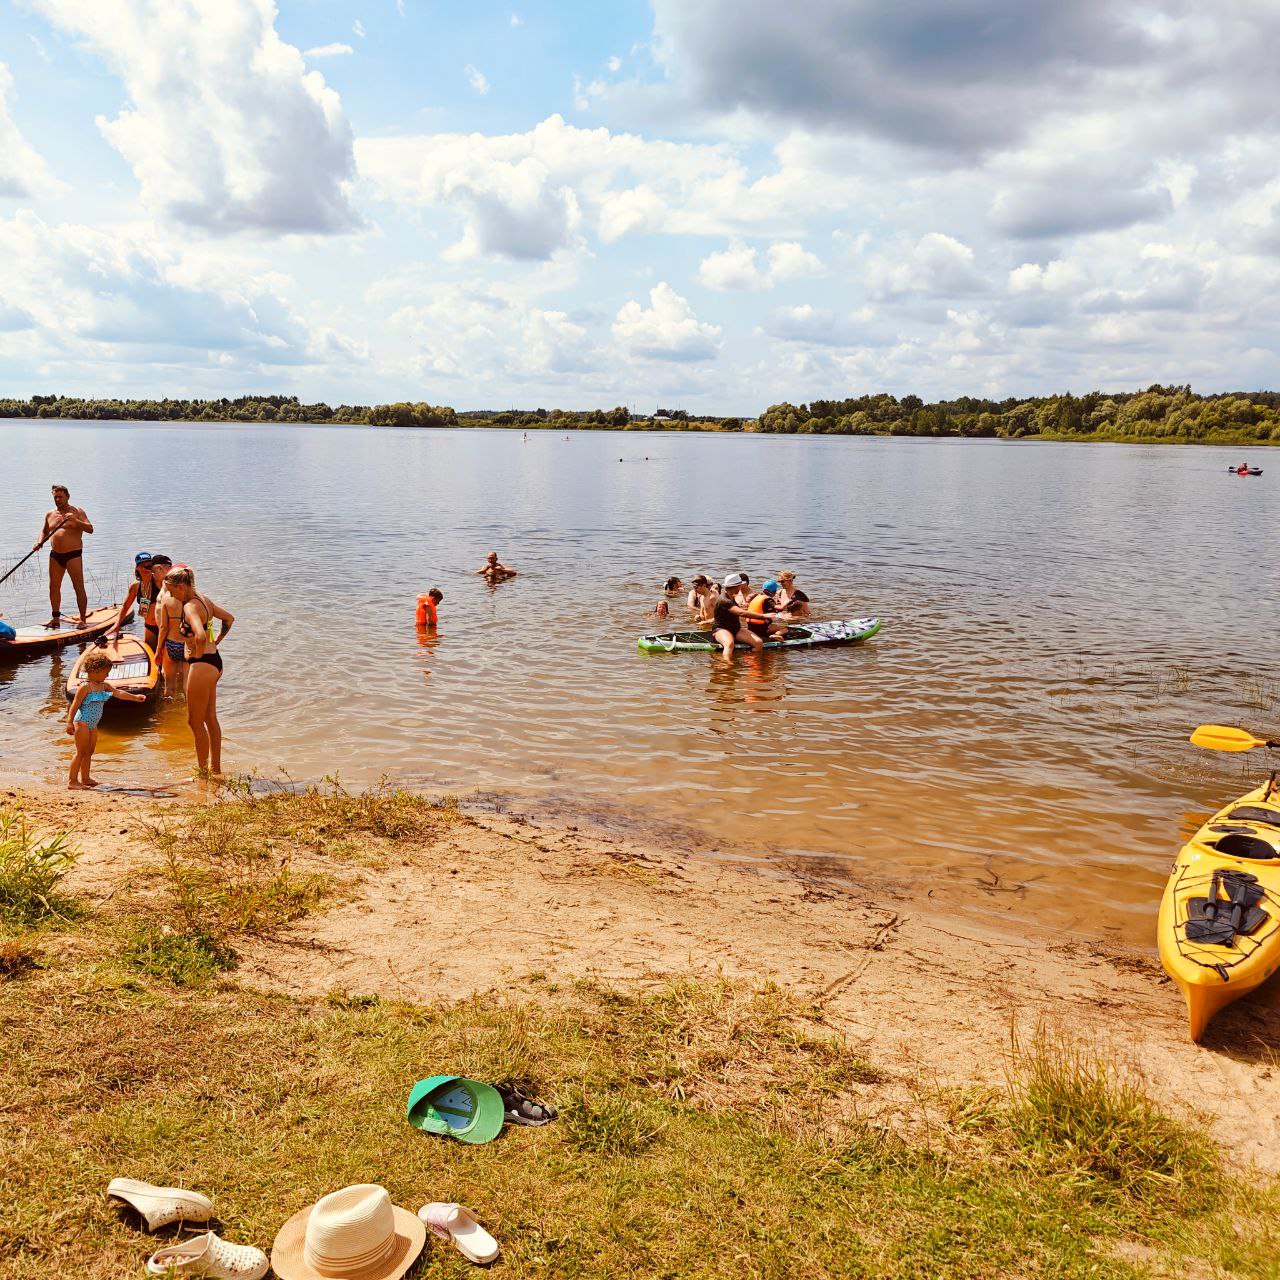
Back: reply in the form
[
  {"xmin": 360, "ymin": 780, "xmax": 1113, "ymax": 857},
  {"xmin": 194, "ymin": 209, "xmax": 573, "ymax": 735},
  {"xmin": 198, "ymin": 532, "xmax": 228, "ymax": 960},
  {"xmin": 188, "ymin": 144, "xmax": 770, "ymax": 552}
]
[{"xmin": 271, "ymin": 1184, "xmax": 426, "ymax": 1280}]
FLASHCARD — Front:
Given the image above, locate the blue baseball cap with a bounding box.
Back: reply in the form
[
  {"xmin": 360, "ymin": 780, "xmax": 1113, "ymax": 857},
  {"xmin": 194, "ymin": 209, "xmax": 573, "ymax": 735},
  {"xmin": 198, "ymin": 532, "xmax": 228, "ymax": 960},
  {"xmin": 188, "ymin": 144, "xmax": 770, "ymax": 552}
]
[
  {"xmin": 762, "ymin": 579, "xmax": 780, "ymax": 594},
  {"xmin": 134, "ymin": 551, "xmax": 154, "ymax": 565}
]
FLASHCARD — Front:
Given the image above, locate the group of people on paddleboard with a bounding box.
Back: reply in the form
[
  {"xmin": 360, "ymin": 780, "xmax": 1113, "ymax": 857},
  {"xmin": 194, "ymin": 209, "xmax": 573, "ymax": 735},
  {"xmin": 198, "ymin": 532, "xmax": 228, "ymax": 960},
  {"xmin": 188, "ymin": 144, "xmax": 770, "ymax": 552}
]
[
  {"xmin": 19, "ymin": 486, "xmax": 234, "ymax": 787},
  {"xmin": 655, "ymin": 571, "xmax": 811, "ymax": 659}
]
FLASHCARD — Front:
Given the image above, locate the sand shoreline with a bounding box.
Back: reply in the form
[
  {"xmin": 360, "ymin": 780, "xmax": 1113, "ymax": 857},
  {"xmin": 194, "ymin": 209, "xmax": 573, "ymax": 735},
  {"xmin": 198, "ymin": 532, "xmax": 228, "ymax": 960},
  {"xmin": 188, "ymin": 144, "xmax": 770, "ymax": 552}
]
[{"xmin": 6, "ymin": 777, "xmax": 1280, "ymax": 1175}]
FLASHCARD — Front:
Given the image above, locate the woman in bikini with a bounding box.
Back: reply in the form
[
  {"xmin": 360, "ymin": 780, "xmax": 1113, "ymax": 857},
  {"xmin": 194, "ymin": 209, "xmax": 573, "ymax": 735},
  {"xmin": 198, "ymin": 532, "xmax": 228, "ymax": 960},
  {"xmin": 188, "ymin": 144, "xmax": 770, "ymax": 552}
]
[
  {"xmin": 113, "ymin": 552, "xmax": 172, "ymax": 653},
  {"xmin": 162, "ymin": 567, "xmax": 234, "ymax": 777}
]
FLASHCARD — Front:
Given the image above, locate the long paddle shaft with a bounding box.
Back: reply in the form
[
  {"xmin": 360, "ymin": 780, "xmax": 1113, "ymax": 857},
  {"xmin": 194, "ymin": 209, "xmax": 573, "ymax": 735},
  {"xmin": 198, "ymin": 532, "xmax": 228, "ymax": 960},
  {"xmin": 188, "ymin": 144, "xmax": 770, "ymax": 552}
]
[
  {"xmin": 1189, "ymin": 724, "xmax": 1280, "ymax": 752},
  {"xmin": 0, "ymin": 517, "xmax": 67, "ymax": 588}
]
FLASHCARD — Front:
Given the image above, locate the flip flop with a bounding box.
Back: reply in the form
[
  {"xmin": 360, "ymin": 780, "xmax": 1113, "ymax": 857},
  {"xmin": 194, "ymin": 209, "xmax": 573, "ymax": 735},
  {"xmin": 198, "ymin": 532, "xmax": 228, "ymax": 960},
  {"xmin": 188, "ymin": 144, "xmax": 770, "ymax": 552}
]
[
  {"xmin": 498, "ymin": 1084, "xmax": 557, "ymax": 1126},
  {"xmin": 418, "ymin": 1203, "xmax": 500, "ymax": 1264}
]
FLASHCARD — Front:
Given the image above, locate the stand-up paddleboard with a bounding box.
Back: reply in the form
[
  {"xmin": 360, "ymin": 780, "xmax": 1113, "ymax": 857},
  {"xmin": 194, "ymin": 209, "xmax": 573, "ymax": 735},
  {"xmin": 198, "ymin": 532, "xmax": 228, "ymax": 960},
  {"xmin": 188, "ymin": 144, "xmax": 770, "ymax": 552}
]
[
  {"xmin": 638, "ymin": 616, "xmax": 881, "ymax": 653},
  {"xmin": 0, "ymin": 605, "xmax": 131, "ymax": 658},
  {"xmin": 1158, "ymin": 781, "xmax": 1280, "ymax": 1041},
  {"xmin": 66, "ymin": 634, "xmax": 159, "ymax": 708}
]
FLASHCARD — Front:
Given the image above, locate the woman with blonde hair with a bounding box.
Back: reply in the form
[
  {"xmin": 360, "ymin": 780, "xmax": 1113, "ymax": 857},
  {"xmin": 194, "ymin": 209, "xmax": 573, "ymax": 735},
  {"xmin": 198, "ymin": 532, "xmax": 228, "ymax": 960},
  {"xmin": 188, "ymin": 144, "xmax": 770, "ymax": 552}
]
[{"xmin": 163, "ymin": 567, "xmax": 234, "ymax": 776}]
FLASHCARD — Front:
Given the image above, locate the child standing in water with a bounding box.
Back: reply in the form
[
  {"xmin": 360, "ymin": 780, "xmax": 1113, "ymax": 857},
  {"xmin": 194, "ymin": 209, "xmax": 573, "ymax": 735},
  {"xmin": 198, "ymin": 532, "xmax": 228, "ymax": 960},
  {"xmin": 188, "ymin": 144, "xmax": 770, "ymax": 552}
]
[{"xmin": 65, "ymin": 650, "xmax": 147, "ymax": 788}]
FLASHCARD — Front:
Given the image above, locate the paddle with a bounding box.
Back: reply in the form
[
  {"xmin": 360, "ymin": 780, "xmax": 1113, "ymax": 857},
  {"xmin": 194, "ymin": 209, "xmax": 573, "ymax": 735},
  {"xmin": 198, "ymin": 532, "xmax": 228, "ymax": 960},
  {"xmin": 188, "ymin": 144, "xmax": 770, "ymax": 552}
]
[
  {"xmin": 0, "ymin": 517, "xmax": 68, "ymax": 588},
  {"xmin": 1190, "ymin": 724, "xmax": 1280, "ymax": 752}
]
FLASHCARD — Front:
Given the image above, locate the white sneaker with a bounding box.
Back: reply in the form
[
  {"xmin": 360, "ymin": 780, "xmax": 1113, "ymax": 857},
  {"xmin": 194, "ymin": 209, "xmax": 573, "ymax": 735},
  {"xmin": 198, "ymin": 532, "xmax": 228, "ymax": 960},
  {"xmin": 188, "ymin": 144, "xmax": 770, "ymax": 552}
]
[
  {"xmin": 145, "ymin": 1231, "xmax": 269, "ymax": 1279},
  {"xmin": 107, "ymin": 1178, "xmax": 214, "ymax": 1231}
]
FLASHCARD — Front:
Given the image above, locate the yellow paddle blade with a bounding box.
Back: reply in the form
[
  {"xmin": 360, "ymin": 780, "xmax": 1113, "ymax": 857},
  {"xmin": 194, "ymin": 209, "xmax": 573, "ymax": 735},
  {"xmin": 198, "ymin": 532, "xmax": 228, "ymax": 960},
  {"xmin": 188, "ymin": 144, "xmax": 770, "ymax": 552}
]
[{"xmin": 1189, "ymin": 724, "xmax": 1271, "ymax": 752}]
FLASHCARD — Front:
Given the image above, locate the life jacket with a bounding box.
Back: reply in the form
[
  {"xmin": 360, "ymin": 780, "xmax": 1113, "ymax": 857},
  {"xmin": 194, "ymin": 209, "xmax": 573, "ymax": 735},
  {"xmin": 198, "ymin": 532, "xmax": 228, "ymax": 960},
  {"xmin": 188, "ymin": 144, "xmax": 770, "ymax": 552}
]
[
  {"xmin": 746, "ymin": 593, "xmax": 771, "ymax": 630},
  {"xmin": 416, "ymin": 594, "xmax": 438, "ymax": 628}
]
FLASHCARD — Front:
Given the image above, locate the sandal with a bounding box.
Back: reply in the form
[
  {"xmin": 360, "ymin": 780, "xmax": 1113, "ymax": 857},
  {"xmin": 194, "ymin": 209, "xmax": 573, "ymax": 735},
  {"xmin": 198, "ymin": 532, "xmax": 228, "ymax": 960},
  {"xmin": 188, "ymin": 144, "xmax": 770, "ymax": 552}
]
[
  {"xmin": 418, "ymin": 1203, "xmax": 500, "ymax": 1264},
  {"xmin": 106, "ymin": 1178, "xmax": 213, "ymax": 1232},
  {"xmin": 145, "ymin": 1231, "xmax": 269, "ymax": 1279},
  {"xmin": 498, "ymin": 1084, "xmax": 557, "ymax": 1126}
]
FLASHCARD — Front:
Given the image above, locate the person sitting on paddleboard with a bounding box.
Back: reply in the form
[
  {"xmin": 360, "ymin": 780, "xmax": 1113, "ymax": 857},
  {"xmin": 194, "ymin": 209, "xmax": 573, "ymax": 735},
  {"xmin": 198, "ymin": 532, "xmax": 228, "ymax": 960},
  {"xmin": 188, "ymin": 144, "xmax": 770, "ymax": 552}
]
[
  {"xmin": 35, "ymin": 484, "xmax": 93, "ymax": 628},
  {"xmin": 475, "ymin": 551, "xmax": 516, "ymax": 582},
  {"xmin": 114, "ymin": 552, "xmax": 170, "ymax": 652},
  {"xmin": 713, "ymin": 573, "xmax": 764, "ymax": 659},
  {"xmin": 745, "ymin": 580, "xmax": 786, "ymax": 641}
]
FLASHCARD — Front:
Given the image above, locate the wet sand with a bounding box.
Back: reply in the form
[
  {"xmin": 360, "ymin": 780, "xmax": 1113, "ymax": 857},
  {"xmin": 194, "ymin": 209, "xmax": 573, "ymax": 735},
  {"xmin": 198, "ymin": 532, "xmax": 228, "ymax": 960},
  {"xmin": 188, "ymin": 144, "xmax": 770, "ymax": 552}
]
[{"xmin": 10, "ymin": 778, "xmax": 1280, "ymax": 1176}]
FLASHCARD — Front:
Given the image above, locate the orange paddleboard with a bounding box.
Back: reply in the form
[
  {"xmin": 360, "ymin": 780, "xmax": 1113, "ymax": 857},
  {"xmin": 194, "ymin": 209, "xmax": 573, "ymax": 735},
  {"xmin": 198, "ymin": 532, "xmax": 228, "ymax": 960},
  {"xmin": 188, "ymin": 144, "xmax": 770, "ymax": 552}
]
[
  {"xmin": 0, "ymin": 605, "xmax": 131, "ymax": 657},
  {"xmin": 65, "ymin": 634, "xmax": 159, "ymax": 707}
]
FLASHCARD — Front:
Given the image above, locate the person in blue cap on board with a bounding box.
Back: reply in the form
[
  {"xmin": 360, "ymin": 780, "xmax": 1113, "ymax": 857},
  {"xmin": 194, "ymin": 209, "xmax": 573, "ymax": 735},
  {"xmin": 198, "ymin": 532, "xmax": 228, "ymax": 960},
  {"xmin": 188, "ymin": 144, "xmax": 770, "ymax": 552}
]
[{"xmin": 744, "ymin": 579, "xmax": 787, "ymax": 641}]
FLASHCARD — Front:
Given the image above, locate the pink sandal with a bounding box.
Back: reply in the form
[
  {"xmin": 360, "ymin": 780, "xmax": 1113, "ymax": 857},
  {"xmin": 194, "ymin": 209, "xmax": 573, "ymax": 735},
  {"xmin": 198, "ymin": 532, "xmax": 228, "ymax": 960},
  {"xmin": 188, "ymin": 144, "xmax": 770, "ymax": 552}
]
[{"xmin": 418, "ymin": 1203, "xmax": 500, "ymax": 1264}]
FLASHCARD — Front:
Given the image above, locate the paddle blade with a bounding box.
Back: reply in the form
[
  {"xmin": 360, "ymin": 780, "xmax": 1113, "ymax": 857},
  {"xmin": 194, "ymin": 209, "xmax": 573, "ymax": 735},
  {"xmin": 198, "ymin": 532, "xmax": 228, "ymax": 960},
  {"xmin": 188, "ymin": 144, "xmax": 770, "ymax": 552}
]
[{"xmin": 1189, "ymin": 724, "xmax": 1268, "ymax": 752}]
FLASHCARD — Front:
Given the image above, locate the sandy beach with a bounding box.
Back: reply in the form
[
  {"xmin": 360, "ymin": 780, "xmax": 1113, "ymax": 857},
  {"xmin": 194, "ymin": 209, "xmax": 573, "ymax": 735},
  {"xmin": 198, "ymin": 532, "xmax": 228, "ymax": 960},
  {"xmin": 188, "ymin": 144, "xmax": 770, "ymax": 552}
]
[{"xmin": 11, "ymin": 777, "xmax": 1280, "ymax": 1178}]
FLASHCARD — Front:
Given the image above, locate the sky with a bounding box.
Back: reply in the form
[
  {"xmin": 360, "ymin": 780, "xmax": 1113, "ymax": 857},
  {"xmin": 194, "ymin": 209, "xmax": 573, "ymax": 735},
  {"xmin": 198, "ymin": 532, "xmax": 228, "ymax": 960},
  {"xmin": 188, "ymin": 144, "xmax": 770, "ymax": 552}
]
[{"xmin": 0, "ymin": 0, "xmax": 1278, "ymax": 413}]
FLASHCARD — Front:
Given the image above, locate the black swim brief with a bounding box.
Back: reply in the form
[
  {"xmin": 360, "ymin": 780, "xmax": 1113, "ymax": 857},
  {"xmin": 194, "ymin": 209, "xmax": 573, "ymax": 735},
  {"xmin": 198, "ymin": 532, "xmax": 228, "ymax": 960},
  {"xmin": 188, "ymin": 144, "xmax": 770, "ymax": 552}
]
[{"xmin": 50, "ymin": 547, "xmax": 82, "ymax": 568}]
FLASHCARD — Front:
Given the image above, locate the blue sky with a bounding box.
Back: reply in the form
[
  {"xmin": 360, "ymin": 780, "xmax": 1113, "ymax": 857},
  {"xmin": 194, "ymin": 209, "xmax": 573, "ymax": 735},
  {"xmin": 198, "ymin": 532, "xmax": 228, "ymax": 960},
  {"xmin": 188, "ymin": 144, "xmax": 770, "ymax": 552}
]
[{"xmin": 1, "ymin": 0, "xmax": 1278, "ymax": 412}]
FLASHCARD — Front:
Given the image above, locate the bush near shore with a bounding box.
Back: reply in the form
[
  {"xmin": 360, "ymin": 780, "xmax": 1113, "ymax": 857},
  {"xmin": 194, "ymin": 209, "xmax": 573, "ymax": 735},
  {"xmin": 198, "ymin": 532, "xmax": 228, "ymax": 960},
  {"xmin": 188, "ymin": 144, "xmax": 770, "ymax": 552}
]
[
  {"xmin": 1, "ymin": 789, "xmax": 1278, "ymax": 1278},
  {"xmin": 6, "ymin": 384, "xmax": 1280, "ymax": 444}
]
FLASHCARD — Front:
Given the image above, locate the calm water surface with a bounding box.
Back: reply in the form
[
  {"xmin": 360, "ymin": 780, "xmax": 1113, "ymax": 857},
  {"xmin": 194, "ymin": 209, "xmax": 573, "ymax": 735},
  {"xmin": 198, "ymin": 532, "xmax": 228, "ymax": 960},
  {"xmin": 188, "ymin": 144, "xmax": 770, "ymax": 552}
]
[{"xmin": 2, "ymin": 421, "xmax": 1278, "ymax": 944}]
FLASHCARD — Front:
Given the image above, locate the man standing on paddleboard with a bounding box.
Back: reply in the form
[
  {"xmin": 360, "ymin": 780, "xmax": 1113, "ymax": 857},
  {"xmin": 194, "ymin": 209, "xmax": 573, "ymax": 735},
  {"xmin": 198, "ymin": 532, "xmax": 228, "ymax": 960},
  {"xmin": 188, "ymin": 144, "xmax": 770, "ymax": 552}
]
[{"xmin": 34, "ymin": 484, "xmax": 93, "ymax": 628}]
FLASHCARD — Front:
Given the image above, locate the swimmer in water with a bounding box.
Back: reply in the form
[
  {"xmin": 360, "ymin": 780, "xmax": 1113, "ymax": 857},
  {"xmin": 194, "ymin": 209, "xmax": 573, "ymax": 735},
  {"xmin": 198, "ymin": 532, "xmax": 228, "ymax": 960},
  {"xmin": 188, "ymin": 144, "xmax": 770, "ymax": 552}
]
[{"xmin": 475, "ymin": 551, "xmax": 517, "ymax": 582}]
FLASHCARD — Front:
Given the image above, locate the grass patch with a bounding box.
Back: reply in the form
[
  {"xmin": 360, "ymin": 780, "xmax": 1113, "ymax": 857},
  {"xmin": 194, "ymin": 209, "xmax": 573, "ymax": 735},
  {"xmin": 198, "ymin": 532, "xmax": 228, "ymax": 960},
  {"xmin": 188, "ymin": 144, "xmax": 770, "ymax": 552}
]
[
  {"xmin": 121, "ymin": 783, "xmax": 461, "ymax": 985},
  {"xmin": 1008, "ymin": 1026, "xmax": 1219, "ymax": 1217},
  {"xmin": 0, "ymin": 806, "xmax": 80, "ymax": 929},
  {"xmin": 120, "ymin": 922, "xmax": 238, "ymax": 987},
  {"xmin": 0, "ymin": 948, "xmax": 1263, "ymax": 1280}
]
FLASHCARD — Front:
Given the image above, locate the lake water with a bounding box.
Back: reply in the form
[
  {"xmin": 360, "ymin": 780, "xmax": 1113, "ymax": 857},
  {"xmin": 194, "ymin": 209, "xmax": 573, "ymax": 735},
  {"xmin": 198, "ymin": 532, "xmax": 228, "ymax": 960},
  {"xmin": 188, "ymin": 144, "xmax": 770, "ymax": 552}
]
[{"xmin": 2, "ymin": 421, "xmax": 1277, "ymax": 944}]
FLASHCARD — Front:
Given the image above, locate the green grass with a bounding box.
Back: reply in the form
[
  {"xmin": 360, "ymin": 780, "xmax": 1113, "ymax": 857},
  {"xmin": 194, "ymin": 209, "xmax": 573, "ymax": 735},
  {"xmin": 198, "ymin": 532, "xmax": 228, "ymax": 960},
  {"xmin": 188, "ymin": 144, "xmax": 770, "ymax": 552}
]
[
  {"xmin": 0, "ymin": 806, "xmax": 81, "ymax": 930},
  {"xmin": 0, "ymin": 798, "xmax": 1275, "ymax": 1278}
]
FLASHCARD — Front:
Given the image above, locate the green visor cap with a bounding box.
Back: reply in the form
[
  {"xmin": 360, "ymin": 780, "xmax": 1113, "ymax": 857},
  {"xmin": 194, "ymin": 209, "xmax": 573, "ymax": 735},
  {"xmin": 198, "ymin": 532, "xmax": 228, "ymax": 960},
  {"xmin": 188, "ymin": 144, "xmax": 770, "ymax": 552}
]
[{"xmin": 406, "ymin": 1075, "xmax": 505, "ymax": 1145}]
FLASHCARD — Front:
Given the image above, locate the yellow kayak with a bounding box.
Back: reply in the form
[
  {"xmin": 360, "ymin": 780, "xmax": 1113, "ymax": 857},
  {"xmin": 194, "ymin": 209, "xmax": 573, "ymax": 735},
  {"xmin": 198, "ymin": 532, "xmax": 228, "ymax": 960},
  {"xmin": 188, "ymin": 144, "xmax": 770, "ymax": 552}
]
[{"xmin": 1158, "ymin": 781, "xmax": 1280, "ymax": 1041}]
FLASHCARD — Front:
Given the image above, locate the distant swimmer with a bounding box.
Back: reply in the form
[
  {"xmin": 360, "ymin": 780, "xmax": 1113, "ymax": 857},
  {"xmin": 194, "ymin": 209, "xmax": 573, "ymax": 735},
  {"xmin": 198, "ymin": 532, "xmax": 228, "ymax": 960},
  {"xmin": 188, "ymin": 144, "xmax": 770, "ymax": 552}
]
[
  {"xmin": 416, "ymin": 587, "xmax": 443, "ymax": 628},
  {"xmin": 687, "ymin": 574, "xmax": 717, "ymax": 622},
  {"xmin": 664, "ymin": 576, "xmax": 684, "ymax": 597},
  {"xmin": 475, "ymin": 551, "xmax": 517, "ymax": 582},
  {"xmin": 35, "ymin": 484, "xmax": 93, "ymax": 627},
  {"xmin": 652, "ymin": 598, "xmax": 670, "ymax": 619}
]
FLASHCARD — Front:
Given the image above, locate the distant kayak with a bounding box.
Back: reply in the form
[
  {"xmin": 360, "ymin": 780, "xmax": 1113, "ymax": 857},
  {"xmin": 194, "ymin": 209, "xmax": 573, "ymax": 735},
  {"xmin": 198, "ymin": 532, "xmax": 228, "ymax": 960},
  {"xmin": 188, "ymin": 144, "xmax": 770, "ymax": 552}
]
[
  {"xmin": 0, "ymin": 605, "xmax": 130, "ymax": 658},
  {"xmin": 1158, "ymin": 782, "xmax": 1280, "ymax": 1042},
  {"xmin": 1229, "ymin": 466, "xmax": 1263, "ymax": 475},
  {"xmin": 638, "ymin": 617, "xmax": 881, "ymax": 653},
  {"xmin": 66, "ymin": 634, "xmax": 159, "ymax": 710}
]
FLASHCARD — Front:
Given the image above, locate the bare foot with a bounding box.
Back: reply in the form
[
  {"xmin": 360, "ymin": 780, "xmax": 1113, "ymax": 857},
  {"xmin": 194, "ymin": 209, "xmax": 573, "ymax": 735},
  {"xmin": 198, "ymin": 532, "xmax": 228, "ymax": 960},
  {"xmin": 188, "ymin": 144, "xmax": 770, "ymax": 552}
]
[
  {"xmin": 85, "ymin": 777, "xmax": 101, "ymax": 787},
  {"xmin": 43, "ymin": 616, "xmax": 62, "ymax": 629},
  {"xmin": 76, "ymin": 616, "xmax": 89, "ymax": 628},
  {"xmin": 68, "ymin": 781, "xmax": 86, "ymax": 790}
]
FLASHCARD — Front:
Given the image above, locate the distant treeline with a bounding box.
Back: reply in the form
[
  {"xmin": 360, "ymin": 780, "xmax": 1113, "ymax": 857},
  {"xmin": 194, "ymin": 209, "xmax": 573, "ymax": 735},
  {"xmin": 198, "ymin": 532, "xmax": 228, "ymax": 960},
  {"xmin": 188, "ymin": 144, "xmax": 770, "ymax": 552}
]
[
  {"xmin": 4, "ymin": 386, "xmax": 1280, "ymax": 444},
  {"xmin": 758, "ymin": 386, "xmax": 1280, "ymax": 443}
]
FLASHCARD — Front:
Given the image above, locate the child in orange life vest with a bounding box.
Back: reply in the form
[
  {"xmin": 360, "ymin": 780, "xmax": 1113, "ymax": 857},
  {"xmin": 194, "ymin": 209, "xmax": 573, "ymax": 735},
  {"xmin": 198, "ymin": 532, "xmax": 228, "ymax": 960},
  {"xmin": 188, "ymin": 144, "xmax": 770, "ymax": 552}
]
[{"xmin": 416, "ymin": 588, "xmax": 443, "ymax": 628}]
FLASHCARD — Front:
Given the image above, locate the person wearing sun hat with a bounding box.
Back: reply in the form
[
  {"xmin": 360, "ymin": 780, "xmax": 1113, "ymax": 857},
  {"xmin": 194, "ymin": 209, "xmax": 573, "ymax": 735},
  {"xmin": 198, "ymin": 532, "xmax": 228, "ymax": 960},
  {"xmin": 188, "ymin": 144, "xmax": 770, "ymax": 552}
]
[{"xmin": 271, "ymin": 1184, "xmax": 425, "ymax": 1280}]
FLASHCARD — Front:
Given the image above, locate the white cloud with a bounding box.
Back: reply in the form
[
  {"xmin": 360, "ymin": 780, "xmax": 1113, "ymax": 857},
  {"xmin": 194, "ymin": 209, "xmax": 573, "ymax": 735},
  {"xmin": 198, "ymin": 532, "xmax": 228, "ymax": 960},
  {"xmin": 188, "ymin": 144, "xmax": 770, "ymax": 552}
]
[
  {"xmin": 866, "ymin": 232, "xmax": 985, "ymax": 300},
  {"xmin": 353, "ymin": 19, "xmax": 366, "ymax": 38},
  {"xmin": 607, "ymin": 55, "xmax": 621, "ymax": 72},
  {"xmin": 29, "ymin": 0, "xmax": 358, "ymax": 235},
  {"xmin": 697, "ymin": 239, "xmax": 824, "ymax": 290},
  {"xmin": 465, "ymin": 64, "xmax": 490, "ymax": 95},
  {"xmin": 697, "ymin": 240, "xmax": 763, "ymax": 290},
  {"xmin": 765, "ymin": 241, "xmax": 823, "ymax": 282},
  {"xmin": 510, "ymin": 12, "xmax": 522, "ymax": 26},
  {"xmin": 0, "ymin": 210, "xmax": 362, "ymax": 374},
  {"xmin": 613, "ymin": 282, "xmax": 720, "ymax": 361},
  {"xmin": 0, "ymin": 63, "xmax": 65, "ymax": 199},
  {"xmin": 304, "ymin": 43, "xmax": 354, "ymax": 58},
  {"xmin": 358, "ymin": 115, "xmax": 864, "ymax": 261}
]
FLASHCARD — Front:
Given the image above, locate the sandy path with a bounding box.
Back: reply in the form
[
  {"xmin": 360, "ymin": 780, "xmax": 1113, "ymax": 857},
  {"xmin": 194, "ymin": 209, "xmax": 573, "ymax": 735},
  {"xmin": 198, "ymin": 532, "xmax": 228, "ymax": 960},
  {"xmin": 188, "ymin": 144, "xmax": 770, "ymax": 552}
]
[{"xmin": 11, "ymin": 783, "xmax": 1280, "ymax": 1174}]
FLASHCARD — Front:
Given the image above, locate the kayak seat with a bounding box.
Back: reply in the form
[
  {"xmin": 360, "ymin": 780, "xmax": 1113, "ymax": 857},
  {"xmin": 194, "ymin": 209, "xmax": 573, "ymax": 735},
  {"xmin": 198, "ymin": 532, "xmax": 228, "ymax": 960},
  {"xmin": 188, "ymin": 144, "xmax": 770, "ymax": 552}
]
[
  {"xmin": 1185, "ymin": 869, "xmax": 1269, "ymax": 945},
  {"xmin": 1208, "ymin": 833, "xmax": 1280, "ymax": 861},
  {"xmin": 1226, "ymin": 806, "xmax": 1280, "ymax": 828}
]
